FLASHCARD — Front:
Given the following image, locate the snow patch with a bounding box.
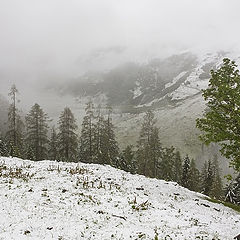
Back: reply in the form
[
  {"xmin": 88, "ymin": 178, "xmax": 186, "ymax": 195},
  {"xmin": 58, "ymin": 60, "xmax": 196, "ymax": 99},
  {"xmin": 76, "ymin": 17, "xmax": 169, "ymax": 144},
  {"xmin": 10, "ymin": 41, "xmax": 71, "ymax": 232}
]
[
  {"xmin": 170, "ymin": 53, "xmax": 223, "ymax": 101},
  {"xmin": 165, "ymin": 71, "xmax": 188, "ymax": 89},
  {"xmin": 131, "ymin": 81, "xmax": 143, "ymax": 99},
  {"xmin": 0, "ymin": 157, "xmax": 239, "ymax": 240}
]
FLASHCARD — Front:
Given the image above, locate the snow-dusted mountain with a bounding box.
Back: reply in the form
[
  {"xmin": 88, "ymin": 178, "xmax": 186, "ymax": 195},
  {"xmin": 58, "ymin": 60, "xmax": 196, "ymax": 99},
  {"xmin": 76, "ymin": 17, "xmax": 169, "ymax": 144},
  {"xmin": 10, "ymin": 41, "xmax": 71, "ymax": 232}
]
[
  {"xmin": 53, "ymin": 51, "xmax": 240, "ymax": 170},
  {"xmin": 58, "ymin": 51, "xmax": 234, "ymax": 110},
  {"xmin": 0, "ymin": 157, "xmax": 239, "ymax": 239}
]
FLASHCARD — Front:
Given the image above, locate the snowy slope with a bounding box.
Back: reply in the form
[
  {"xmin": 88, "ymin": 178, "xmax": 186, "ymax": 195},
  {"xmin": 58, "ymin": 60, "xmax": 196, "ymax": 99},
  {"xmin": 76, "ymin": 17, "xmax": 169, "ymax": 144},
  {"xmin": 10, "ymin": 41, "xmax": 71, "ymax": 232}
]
[
  {"xmin": 0, "ymin": 157, "xmax": 239, "ymax": 240},
  {"xmin": 114, "ymin": 94, "xmax": 217, "ymax": 169},
  {"xmin": 168, "ymin": 53, "xmax": 223, "ymax": 101}
]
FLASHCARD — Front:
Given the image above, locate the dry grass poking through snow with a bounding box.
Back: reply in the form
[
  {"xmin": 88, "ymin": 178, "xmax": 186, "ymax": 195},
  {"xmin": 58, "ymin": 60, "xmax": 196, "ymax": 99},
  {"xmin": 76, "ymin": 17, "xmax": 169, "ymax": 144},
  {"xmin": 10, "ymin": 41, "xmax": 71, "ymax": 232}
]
[{"xmin": 0, "ymin": 157, "xmax": 239, "ymax": 240}]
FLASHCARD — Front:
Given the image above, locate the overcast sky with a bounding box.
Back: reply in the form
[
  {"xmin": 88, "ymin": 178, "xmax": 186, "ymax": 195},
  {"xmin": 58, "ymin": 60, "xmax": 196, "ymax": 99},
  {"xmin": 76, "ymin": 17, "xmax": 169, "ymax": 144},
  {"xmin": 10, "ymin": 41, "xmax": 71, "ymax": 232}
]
[{"xmin": 1, "ymin": 0, "xmax": 240, "ymax": 104}]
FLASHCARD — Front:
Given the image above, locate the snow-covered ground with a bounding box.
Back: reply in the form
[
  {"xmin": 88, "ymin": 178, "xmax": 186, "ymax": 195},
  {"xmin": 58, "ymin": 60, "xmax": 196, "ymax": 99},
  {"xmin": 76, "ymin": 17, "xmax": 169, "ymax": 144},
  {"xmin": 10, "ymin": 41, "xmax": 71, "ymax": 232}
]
[{"xmin": 0, "ymin": 157, "xmax": 239, "ymax": 240}]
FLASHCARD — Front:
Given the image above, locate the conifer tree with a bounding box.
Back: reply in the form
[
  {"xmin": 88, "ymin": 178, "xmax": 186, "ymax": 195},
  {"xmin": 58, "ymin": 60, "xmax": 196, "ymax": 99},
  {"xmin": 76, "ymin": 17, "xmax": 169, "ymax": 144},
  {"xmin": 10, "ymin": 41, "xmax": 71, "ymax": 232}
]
[
  {"xmin": 87, "ymin": 104, "xmax": 119, "ymax": 166},
  {"xmin": 233, "ymin": 174, "xmax": 240, "ymax": 204},
  {"xmin": 48, "ymin": 126, "xmax": 58, "ymax": 160},
  {"xmin": 201, "ymin": 160, "xmax": 214, "ymax": 195},
  {"xmin": 24, "ymin": 143, "xmax": 35, "ymax": 161},
  {"xmin": 92, "ymin": 105, "xmax": 105, "ymax": 164},
  {"xmin": 25, "ymin": 103, "xmax": 49, "ymax": 160},
  {"xmin": 149, "ymin": 127, "xmax": 162, "ymax": 178},
  {"xmin": 57, "ymin": 107, "xmax": 78, "ymax": 162},
  {"xmin": 181, "ymin": 155, "xmax": 191, "ymax": 188},
  {"xmin": 200, "ymin": 161, "xmax": 208, "ymax": 192},
  {"xmin": 224, "ymin": 180, "xmax": 236, "ymax": 204},
  {"xmin": 172, "ymin": 150, "xmax": 182, "ymax": 184},
  {"xmin": 210, "ymin": 155, "xmax": 223, "ymax": 199},
  {"xmin": 102, "ymin": 105, "xmax": 119, "ymax": 166},
  {"xmin": 117, "ymin": 145, "xmax": 136, "ymax": 173},
  {"xmin": 0, "ymin": 137, "xmax": 9, "ymax": 157},
  {"xmin": 225, "ymin": 174, "xmax": 240, "ymax": 205},
  {"xmin": 189, "ymin": 158, "xmax": 200, "ymax": 192},
  {"xmin": 158, "ymin": 146, "xmax": 175, "ymax": 181},
  {"xmin": 79, "ymin": 101, "xmax": 95, "ymax": 163},
  {"xmin": 5, "ymin": 84, "xmax": 24, "ymax": 157},
  {"xmin": 136, "ymin": 110, "xmax": 161, "ymax": 177}
]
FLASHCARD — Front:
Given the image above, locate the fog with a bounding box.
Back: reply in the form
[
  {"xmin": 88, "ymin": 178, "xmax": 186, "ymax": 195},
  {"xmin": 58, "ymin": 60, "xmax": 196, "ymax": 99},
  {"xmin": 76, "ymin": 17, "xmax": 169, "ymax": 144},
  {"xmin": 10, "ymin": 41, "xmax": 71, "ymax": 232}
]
[{"xmin": 1, "ymin": 0, "xmax": 240, "ymax": 109}]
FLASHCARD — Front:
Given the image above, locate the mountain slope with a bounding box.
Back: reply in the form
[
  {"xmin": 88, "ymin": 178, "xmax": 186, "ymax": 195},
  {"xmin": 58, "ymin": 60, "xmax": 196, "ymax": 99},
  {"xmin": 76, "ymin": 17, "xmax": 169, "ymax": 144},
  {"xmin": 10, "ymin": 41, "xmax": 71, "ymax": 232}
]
[
  {"xmin": 57, "ymin": 51, "xmax": 229, "ymax": 110},
  {"xmin": 114, "ymin": 94, "xmax": 228, "ymax": 170},
  {"xmin": 47, "ymin": 51, "xmax": 240, "ymax": 171},
  {"xmin": 0, "ymin": 157, "xmax": 239, "ymax": 239}
]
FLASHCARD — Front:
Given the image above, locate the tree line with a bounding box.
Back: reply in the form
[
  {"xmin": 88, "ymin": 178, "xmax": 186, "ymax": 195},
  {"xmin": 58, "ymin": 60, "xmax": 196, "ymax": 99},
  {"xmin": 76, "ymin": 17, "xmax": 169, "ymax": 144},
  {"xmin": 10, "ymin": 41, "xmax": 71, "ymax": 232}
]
[{"xmin": 0, "ymin": 84, "xmax": 239, "ymax": 205}]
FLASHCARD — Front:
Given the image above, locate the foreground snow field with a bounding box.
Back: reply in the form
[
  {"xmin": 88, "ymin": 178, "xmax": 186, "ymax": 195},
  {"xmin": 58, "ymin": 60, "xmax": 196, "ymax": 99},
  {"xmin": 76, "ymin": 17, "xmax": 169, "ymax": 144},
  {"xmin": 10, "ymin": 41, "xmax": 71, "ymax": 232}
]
[{"xmin": 0, "ymin": 157, "xmax": 239, "ymax": 240}]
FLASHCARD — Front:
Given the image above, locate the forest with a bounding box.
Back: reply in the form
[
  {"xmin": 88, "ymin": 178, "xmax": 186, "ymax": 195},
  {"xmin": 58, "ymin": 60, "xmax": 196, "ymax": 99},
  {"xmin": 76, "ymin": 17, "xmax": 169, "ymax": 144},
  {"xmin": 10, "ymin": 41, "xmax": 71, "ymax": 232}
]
[{"xmin": 1, "ymin": 80, "xmax": 240, "ymax": 207}]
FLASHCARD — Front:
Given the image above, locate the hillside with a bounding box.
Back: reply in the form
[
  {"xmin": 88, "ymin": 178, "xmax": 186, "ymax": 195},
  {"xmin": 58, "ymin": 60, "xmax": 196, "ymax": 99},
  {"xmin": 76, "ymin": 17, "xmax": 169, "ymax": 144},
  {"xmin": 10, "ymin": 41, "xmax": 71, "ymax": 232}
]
[
  {"xmin": 0, "ymin": 157, "xmax": 239, "ymax": 239},
  {"xmin": 113, "ymin": 94, "xmax": 228, "ymax": 170},
  {"xmin": 57, "ymin": 52, "xmax": 228, "ymax": 110},
  {"xmin": 50, "ymin": 51, "xmax": 239, "ymax": 170}
]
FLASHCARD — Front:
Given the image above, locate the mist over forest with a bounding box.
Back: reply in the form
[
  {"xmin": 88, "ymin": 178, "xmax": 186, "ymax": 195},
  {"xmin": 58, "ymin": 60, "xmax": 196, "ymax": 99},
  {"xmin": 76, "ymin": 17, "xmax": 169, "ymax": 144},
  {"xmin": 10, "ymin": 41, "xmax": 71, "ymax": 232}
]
[
  {"xmin": 0, "ymin": 1, "xmax": 240, "ymax": 239},
  {"xmin": 1, "ymin": 0, "xmax": 240, "ymax": 171}
]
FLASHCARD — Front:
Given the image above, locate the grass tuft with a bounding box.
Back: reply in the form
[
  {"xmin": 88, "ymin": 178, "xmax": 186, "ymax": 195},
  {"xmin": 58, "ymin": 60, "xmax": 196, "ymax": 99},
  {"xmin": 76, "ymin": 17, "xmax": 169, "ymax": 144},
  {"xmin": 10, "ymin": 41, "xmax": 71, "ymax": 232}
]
[{"xmin": 205, "ymin": 197, "xmax": 240, "ymax": 213}]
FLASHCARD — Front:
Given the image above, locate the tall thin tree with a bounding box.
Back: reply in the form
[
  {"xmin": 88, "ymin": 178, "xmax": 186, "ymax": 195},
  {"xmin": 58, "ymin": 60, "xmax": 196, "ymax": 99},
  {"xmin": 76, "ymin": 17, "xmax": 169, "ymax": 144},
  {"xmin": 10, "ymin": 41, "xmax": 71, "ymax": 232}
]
[
  {"xmin": 136, "ymin": 110, "xmax": 161, "ymax": 177},
  {"xmin": 5, "ymin": 84, "xmax": 24, "ymax": 156},
  {"xmin": 200, "ymin": 160, "xmax": 214, "ymax": 195},
  {"xmin": 48, "ymin": 126, "xmax": 58, "ymax": 160},
  {"xmin": 181, "ymin": 155, "xmax": 191, "ymax": 189},
  {"xmin": 25, "ymin": 103, "xmax": 49, "ymax": 160},
  {"xmin": 210, "ymin": 155, "xmax": 223, "ymax": 199},
  {"xmin": 172, "ymin": 151, "xmax": 182, "ymax": 184},
  {"xmin": 57, "ymin": 107, "xmax": 78, "ymax": 162},
  {"xmin": 79, "ymin": 100, "xmax": 95, "ymax": 163},
  {"xmin": 189, "ymin": 158, "xmax": 200, "ymax": 192}
]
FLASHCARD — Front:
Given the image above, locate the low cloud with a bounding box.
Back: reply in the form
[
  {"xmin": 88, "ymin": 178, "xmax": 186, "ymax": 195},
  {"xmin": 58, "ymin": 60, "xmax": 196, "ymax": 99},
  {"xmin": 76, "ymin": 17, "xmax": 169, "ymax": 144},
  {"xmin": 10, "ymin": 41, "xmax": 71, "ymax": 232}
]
[{"xmin": 1, "ymin": 0, "xmax": 240, "ymax": 106}]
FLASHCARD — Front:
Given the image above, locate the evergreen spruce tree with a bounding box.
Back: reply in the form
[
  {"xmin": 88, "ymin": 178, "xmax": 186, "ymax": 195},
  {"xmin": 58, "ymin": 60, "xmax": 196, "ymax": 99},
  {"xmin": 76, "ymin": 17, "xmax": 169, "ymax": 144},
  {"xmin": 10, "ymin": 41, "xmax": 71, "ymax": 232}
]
[
  {"xmin": 57, "ymin": 107, "xmax": 78, "ymax": 162},
  {"xmin": 79, "ymin": 103, "xmax": 119, "ymax": 165},
  {"xmin": 92, "ymin": 105, "xmax": 105, "ymax": 164},
  {"xmin": 189, "ymin": 158, "xmax": 200, "ymax": 192},
  {"xmin": 224, "ymin": 180, "xmax": 236, "ymax": 204},
  {"xmin": 79, "ymin": 101, "xmax": 95, "ymax": 163},
  {"xmin": 48, "ymin": 126, "xmax": 58, "ymax": 160},
  {"xmin": 102, "ymin": 105, "xmax": 119, "ymax": 166},
  {"xmin": 225, "ymin": 174, "xmax": 240, "ymax": 205},
  {"xmin": 0, "ymin": 137, "xmax": 9, "ymax": 157},
  {"xmin": 158, "ymin": 146, "xmax": 175, "ymax": 181},
  {"xmin": 5, "ymin": 84, "xmax": 24, "ymax": 157},
  {"xmin": 149, "ymin": 127, "xmax": 162, "ymax": 178},
  {"xmin": 210, "ymin": 155, "xmax": 223, "ymax": 199},
  {"xmin": 200, "ymin": 161, "xmax": 208, "ymax": 193},
  {"xmin": 234, "ymin": 174, "xmax": 240, "ymax": 204},
  {"xmin": 24, "ymin": 143, "xmax": 35, "ymax": 161},
  {"xmin": 117, "ymin": 145, "xmax": 136, "ymax": 173},
  {"xmin": 136, "ymin": 110, "xmax": 161, "ymax": 177},
  {"xmin": 25, "ymin": 103, "xmax": 49, "ymax": 160},
  {"xmin": 172, "ymin": 150, "xmax": 182, "ymax": 184},
  {"xmin": 200, "ymin": 160, "xmax": 214, "ymax": 195},
  {"xmin": 181, "ymin": 155, "xmax": 191, "ymax": 189}
]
